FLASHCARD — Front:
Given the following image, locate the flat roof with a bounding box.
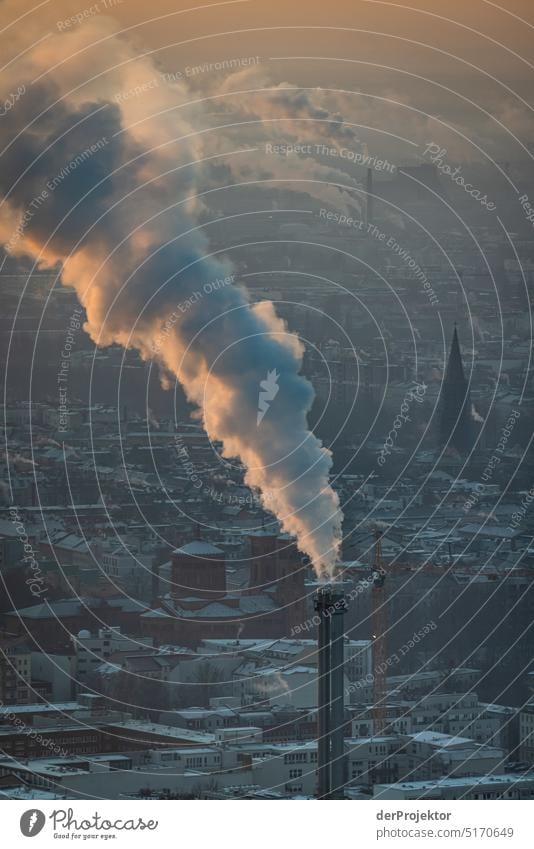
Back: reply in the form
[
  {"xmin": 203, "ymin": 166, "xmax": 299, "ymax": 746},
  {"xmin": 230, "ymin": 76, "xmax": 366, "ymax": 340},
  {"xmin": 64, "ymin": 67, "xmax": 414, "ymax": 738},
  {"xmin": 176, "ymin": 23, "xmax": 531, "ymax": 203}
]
[
  {"xmin": 173, "ymin": 541, "xmax": 224, "ymax": 556},
  {"xmin": 410, "ymin": 731, "xmax": 474, "ymax": 747},
  {"xmin": 0, "ymin": 701, "xmax": 79, "ymax": 716},
  {"xmin": 108, "ymin": 720, "xmax": 215, "ymax": 743},
  {"xmin": 376, "ymin": 773, "xmax": 534, "ymax": 791}
]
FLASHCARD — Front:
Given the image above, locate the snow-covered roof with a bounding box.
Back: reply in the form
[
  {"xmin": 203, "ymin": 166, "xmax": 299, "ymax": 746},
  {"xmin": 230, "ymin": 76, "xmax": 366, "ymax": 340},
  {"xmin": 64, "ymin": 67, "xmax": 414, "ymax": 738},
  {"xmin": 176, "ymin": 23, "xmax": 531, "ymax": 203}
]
[{"xmin": 173, "ymin": 541, "xmax": 224, "ymax": 556}]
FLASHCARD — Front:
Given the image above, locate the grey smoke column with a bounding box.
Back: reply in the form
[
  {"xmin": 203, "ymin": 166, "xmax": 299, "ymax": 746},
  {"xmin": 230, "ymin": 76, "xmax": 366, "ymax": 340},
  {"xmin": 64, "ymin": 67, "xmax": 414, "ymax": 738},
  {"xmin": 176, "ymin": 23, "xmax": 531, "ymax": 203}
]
[{"xmin": 315, "ymin": 587, "xmax": 346, "ymax": 799}]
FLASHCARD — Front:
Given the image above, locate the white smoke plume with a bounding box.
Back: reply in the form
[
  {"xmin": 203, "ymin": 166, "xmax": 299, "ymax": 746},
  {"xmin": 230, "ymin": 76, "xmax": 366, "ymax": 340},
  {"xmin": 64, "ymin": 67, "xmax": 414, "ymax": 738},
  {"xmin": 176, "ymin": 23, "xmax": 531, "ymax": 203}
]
[
  {"xmin": 1, "ymin": 451, "xmax": 37, "ymax": 470},
  {"xmin": 211, "ymin": 65, "xmax": 365, "ymax": 215},
  {"xmin": 35, "ymin": 437, "xmax": 62, "ymax": 448},
  {"xmin": 471, "ymin": 403, "xmax": 484, "ymax": 424},
  {"xmin": 368, "ymin": 520, "xmax": 390, "ymax": 533},
  {"xmin": 215, "ymin": 65, "xmax": 364, "ymax": 148},
  {"xmin": 255, "ymin": 669, "xmax": 291, "ymax": 697},
  {"xmin": 471, "ymin": 315, "xmax": 487, "ymax": 342},
  {"xmin": 0, "ymin": 19, "xmax": 344, "ymax": 575},
  {"xmin": 147, "ymin": 408, "xmax": 160, "ymax": 430}
]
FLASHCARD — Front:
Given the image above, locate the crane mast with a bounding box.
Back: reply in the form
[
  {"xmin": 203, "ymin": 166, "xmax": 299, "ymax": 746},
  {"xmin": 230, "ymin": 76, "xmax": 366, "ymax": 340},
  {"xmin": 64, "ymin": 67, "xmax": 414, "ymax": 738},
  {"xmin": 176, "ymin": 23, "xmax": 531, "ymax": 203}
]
[{"xmin": 371, "ymin": 529, "xmax": 387, "ymax": 734}]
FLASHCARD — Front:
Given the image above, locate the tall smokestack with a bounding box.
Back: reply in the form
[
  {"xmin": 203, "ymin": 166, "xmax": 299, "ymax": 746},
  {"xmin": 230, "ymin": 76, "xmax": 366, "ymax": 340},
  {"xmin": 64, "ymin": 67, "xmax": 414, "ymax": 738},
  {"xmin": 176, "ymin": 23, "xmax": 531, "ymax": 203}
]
[
  {"xmin": 315, "ymin": 587, "xmax": 346, "ymax": 799},
  {"xmin": 151, "ymin": 559, "xmax": 160, "ymax": 606},
  {"xmin": 366, "ymin": 167, "xmax": 373, "ymax": 229}
]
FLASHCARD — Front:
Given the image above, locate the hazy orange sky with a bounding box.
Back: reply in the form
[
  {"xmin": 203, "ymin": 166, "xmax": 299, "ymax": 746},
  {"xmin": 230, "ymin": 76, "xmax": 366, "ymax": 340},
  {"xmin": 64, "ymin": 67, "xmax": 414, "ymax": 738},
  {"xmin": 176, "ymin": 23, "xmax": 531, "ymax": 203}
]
[
  {"xmin": 2, "ymin": 0, "xmax": 533, "ymax": 85},
  {"xmin": 1, "ymin": 0, "xmax": 533, "ymax": 161}
]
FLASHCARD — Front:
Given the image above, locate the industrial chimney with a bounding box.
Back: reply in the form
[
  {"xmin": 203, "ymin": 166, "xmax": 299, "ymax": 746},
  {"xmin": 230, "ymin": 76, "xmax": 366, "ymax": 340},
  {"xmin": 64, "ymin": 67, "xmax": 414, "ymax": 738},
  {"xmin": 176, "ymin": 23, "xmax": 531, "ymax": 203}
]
[
  {"xmin": 314, "ymin": 587, "xmax": 347, "ymax": 799},
  {"xmin": 365, "ymin": 167, "xmax": 373, "ymax": 229}
]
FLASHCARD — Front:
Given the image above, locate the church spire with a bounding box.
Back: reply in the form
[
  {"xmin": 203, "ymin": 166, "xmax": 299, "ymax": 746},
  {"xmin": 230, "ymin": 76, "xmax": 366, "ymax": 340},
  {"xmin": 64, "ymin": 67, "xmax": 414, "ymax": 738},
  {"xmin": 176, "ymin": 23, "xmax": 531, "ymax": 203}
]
[
  {"xmin": 439, "ymin": 325, "xmax": 472, "ymax": 454},
  {"xmin": 445, "ymin": 325, "xmax": 466, "ymax": 384}
]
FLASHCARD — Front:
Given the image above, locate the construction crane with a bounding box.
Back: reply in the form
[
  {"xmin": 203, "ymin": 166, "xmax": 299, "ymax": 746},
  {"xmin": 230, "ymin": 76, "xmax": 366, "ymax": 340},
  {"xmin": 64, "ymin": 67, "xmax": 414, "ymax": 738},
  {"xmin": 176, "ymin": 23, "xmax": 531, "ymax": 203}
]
[
  {"xmin": 371, "ymin": 528, "xmax": 387, "ymax": 734},
  {"xmin": 366, "ymin": 526, "xmax": 442, "ymax": 733},
  {"xmin": 345, "ymin": 525, "xmax": 394, "ymax": 733}
]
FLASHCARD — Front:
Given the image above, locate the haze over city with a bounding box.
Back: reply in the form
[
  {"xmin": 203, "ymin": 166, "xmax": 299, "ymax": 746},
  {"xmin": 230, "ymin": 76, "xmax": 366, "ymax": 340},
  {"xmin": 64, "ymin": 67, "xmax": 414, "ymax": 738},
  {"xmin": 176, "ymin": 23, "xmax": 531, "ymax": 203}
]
[{"xmin": 0, "ymin": 0, "xmax": 533, "ymax": 832}]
